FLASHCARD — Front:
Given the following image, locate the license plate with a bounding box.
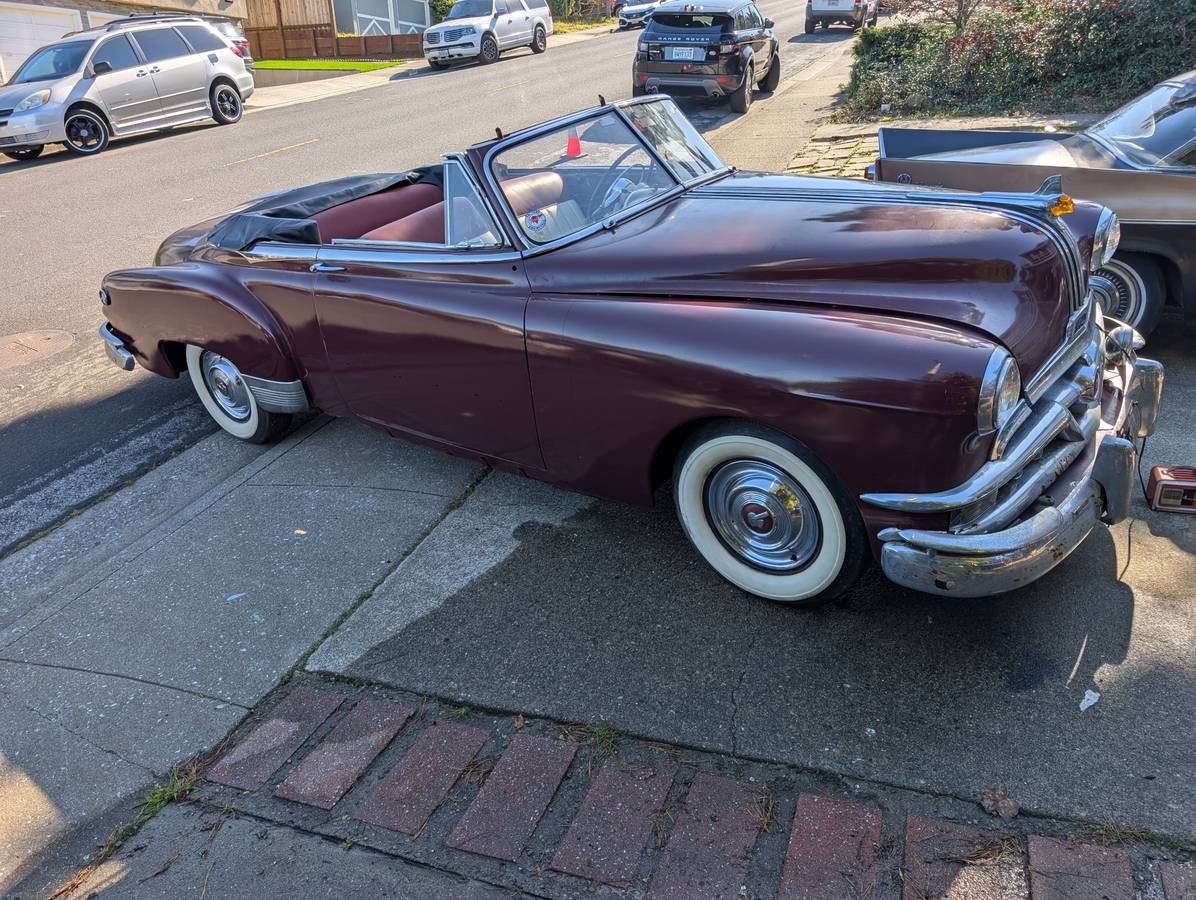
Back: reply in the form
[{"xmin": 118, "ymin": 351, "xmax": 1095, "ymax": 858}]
[{"xmin": 666, "ymin": 46, "xmax": 701, "ymax": 61}]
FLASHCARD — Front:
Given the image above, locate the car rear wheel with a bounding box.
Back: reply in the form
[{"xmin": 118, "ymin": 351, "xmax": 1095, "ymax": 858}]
[
  {"xmin": 674, "ymin": 422, "xmax": 868, "ymax": 606},
  {"xmin": 211, "ymin": 83, "xmax": 243, "ymax": 125},
  {"xmin": 63, "ymin": 110, "xmax": 109, "ymax": 155},
  {"xmin": 3, "ymin": 145, "xmax": 44, "ymax": 161},
  {"xmin": 531, "ymin": 24, "xmax": 547, "ymax": 52},
  {"xmin": 480, "ymin": 34, "xmax": 500, "ymax": 63},
  {"xmin": 760, "ymin": 51, "xmax": 780, "ymax": 91},
  {"xmin": 186, "ymin": 344, "xmax": 291, "ymax": 443},
  {"xmin": 1096, "ymin": 253, "xmax": 1165, "ymax": 336},
  {"xmin": 730, "ymin": 64, "xmax": 753, "ymax": 113}
]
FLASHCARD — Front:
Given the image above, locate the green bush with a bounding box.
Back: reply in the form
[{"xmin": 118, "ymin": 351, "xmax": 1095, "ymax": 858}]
[
  {"xmin": 430, "ymin": 0, "xmax": 454, "ymax": 22},
  {"xmin": 840, "ymin": 0, "xmax": 1196, "ymax": 118}
]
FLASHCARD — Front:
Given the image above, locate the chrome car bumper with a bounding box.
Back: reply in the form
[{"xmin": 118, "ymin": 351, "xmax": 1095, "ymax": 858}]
[
  {"xmin": 100, "ymin": 322, "xmax": 135, "ymax": 371},
  {"xmin": 867, "ymin": 315, "xmax": 1163, "ymax": 597}
]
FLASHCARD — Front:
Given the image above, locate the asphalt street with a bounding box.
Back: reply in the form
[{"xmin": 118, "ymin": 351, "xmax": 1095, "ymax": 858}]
[{"xmin": 0, "ymin": 3, "xmax": 852, "ymax": 554}]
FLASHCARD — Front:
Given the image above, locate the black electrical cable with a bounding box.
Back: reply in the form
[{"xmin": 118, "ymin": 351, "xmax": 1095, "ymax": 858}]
[{"xmin": 1137, "ymin": 436, "xmax": 1151, "ymax": 504}]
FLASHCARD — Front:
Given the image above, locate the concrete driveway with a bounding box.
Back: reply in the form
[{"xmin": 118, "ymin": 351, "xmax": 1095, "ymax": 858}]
[{"xmin": 312, "ymin": 329, "xmax": 1196, "ymax": 840}]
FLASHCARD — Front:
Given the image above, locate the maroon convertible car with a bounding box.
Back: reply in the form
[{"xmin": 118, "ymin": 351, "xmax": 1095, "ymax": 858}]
[{"xmin": 99, "ymin": 97, "xmax": 1164, "ymax": 605}]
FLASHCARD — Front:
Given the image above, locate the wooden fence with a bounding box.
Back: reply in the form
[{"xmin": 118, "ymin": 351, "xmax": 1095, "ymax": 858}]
[{"xmin": 246, "ymin": 26, "xmax": 424, "ymax": 59}]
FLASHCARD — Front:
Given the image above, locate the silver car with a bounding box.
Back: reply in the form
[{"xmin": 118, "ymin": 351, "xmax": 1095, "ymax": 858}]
[
  {"xmin": 423, "ymin": 0, "xmax": 554, "ymax": 67},
  {"xmin": 0, "ymin": 14, "xmax": 254, "ymax": 161}
]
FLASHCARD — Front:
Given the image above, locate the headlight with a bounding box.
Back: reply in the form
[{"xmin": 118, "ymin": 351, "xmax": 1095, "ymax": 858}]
[
  {"xmin": 1091, "ymin": 207, "xmax": 1120, "ymax": 268},
  {"xmin": 977, "ymin": 350, "xmax": 1022, "ymax": 435},
  {"xmin": 14, "ymin": 89, "xmax": 51, "ymax": 113}
]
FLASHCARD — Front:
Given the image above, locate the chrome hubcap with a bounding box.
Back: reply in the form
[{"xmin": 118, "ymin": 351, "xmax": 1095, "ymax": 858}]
[
  {"xmin": 704, "ymin": 459, "xmax": 819, "ymax": 572},
  {"xmin": 201, "ymin": 351, "xmax": 252, "ymax": 421},
  {"xmin": 1095, "ymin": 259, "xmax": 1145, "ymax": 327}
]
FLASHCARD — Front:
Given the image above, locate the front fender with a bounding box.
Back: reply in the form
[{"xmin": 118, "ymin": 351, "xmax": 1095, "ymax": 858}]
[{"xmin": 102, "ymin": 262, "xmax": 298, "ymax": 383}]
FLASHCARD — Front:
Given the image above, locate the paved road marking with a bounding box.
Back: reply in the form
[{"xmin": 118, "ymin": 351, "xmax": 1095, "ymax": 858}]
[{"xmin": 224, "ymin": 138, "xmax": 320, "ymax": 167}]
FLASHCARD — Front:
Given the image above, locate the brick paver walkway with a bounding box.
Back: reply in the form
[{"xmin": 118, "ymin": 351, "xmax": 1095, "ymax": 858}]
[
  {"xmin": 785, "ymin": 115, "xmax": 1102, "ymax": 180},
  {"xmin": 196, "ymin": 679, "xmax": 1194, "ymax": 899}
]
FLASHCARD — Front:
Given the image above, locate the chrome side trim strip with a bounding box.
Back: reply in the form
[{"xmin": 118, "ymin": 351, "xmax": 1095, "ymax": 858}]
[{"xmin": 242, "ymin": 375, "xmax": 309, "ymax": 413}]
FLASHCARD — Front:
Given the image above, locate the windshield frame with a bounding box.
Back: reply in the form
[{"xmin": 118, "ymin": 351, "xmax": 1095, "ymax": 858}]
[
  {"xmin": 9, "ymin": 38, "xmax": 95, "ymax": 85},
  {"xmin": 1084, "ymin": 79, "xmax": 1196, "ymax": 171},
  {"xmin": 481, "ymin": 95, "xmax": 731, "ymax": 254}
]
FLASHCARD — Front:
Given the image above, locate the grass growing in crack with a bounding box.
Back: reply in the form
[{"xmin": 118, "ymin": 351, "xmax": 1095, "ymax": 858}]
[
  {"xmin": 48, "ymin": 763, "xmax": 200, "ymax": 898},
  {"xmin": 453, "ymin": 705, "xmax": 472, "ymax": 718},
  {"xmin": 591, "ymin": 722, "xmax": 620, "ymax": 757},
  {"xmin": 1076, "ymin": 819, "xmax": 1194, "ymax": 851}
]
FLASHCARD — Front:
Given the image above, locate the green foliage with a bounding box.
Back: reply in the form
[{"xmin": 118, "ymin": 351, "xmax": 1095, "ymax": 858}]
[
  {"xmin": 841, "ymin": 0, "xmax": 1196, "ymax": 117},
  {"xmin": 430, "ymin": 0, "xmax": 455, "ymax": 22}
]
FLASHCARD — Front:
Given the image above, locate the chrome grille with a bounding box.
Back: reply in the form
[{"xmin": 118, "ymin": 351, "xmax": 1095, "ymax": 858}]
[
  {"xmin": 425, "ymin": 30, "xmax": 440, "ymax": 43},
  {"xmin": 950, "ymin": 298, "xmax": 1104, "ymax": 534}
]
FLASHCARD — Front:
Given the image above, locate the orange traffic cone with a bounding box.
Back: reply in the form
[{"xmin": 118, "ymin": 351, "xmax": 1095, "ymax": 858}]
[{"xmin": 566, "ymin": 126, "xmax": 582, "ymax": 158}]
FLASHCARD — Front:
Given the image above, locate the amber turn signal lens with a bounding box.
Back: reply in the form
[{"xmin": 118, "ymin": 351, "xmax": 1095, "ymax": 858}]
[{"xmin": 1048, "ymin": 195, "xmax": 1075, "ymax": 217}]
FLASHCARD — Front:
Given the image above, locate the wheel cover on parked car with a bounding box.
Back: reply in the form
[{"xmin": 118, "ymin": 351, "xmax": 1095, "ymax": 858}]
[
  {"xmin": 200, "ymin": 350, "xmax": 252, "ymax": 421},
  {"xmin": 65, "ymin": 113, "xmax": 104, "ymax": 152},
  {"xmin": 215, "ymin": 86, "xmax": 241, "ymax": 120},
  {"xmin": 1095, "ymin": 259, "xmax": 1146, "ymax": 328},
  {"xmin": 704, "ymin": 459, "xmax": 821, "ymax": 572}
]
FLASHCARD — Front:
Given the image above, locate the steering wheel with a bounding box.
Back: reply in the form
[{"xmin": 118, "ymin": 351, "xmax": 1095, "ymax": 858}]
[{"xmin": 587, "ymin": 144, "xmax": 645, "ymax": 217}]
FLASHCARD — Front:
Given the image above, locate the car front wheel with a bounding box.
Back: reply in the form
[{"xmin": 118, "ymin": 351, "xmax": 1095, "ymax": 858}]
[
  {"xmin": 211, "ymin": 83, "xmax": 243, "ymax": 124},
  {"xmin": 480, "ymin": 34, "xmax": 500, "ymax": 63},
  {"xmin": 674, "ymin": 422, "xmax": 867, "ymax": 606},
  {"xmin": 531, "ymin": 24, "xmax": 547, "ymax": 52},
  {"xmin": 63, "ymin": 109, "xmax": 109, "ymax": 155},
  {"xmin": 804, "ymin": 13, "xmax": 815, "ymax": 32},
  {"xmin": 4, "ymin": 145, "xmax": 44, "ymax": 161},
  {"xmin": 186, "ymin": 344, "xmax": 290, "ymax": 443},
  {"xmin": 1096, "ymin": 253, "xmax": 1165, "ymax": 337}
]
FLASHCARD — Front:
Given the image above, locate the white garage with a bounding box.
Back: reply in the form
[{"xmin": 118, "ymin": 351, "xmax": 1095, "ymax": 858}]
[{"xmin": 0, "ymin": 2, "xmax": 82, "ymax": 83}]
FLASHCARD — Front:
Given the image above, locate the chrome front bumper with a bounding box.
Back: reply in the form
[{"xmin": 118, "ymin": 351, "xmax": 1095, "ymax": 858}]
[
  {"xmin": 100, "ymin": 322, "xmax": 135, "ymax": 371},
  {"xmin": 868, "ymin": 318, "xmax": 1164, "ymax": 597}
]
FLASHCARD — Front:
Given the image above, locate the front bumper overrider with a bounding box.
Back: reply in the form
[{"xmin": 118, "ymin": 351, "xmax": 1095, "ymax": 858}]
[{"xmin": 866, "ymin": 318, "xmax": 1164, "ymax": 597}]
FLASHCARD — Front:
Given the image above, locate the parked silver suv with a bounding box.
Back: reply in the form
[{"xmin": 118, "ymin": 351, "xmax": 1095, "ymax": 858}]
[
  {"xmin": 423, "ymin": 0, "xmax": 554, "ymax": 67},
  {"xmin": 0, "ymin": 14, "xmax": 254, "ymax": 161}
]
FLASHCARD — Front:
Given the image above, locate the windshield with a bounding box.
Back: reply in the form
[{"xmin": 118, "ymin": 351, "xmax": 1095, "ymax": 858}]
[
  {"xmin": 445, "ymin": 0, "xmax": 492, "ymax": 18},
  {"xmin": 10, "ymin": 40, "xmax": 93, "ymax": 84},
  {"xmin": 647, "ymin": 12, "xmax": 730, "ymax": 30},
  {"xmin": 1087, "ymin": 81, "xmax": 1196, "ymax": 169},
  {"xmin": 490, "ymin": 100, "xmax": 725, "ymax": 244}
]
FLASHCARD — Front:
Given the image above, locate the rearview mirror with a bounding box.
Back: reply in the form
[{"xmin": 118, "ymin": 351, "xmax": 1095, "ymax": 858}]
[
  {"xmin": 92, "ymin": 61, "xmax": 112, "ymax": 75},
  {"xmin": 763, "ymin": 17, "xmax": 774, "ymax": 27}
]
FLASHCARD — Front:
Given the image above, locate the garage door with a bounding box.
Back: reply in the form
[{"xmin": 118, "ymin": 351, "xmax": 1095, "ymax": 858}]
[{"xmin": 0, "ymin": 3, "xmax": 82, "ymax": 83}]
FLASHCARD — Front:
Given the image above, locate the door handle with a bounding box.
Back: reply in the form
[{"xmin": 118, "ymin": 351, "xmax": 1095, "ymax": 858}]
[
  {"xmin": 136, "ymin": 69, "xmax": 148, "ymax": 76},
  {"xmin": 310, "ymin": 262, "xmax": 346, "ymax": 273},
  {"xmin": 149, "ymin": 66, "xmax": 160, "ymax": 73}
]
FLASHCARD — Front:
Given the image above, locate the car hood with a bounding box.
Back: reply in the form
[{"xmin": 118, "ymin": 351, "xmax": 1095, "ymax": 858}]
[
  {"xmin": 427, "ymin": 16, "xmax": 489, "ymax": 31},
  {"xmin": 525, "ymin": 171, "xmax": 1084, "ymax": 380},
  {"xmin": 916, "ymin": 139, "xmax": 1082, "ymax": 168},
  {"xmin": 622, "ymin": 2, "xmax": 657, "ymax": 12}
]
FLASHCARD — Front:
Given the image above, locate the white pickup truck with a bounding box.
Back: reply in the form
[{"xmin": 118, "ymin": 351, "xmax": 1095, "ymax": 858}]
[{"xmin": 804, "ymin": 0, "xmax": 877, "ymax": 31}]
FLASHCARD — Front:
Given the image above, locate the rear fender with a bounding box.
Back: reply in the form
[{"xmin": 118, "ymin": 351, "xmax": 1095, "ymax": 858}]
[{"xmin": 102, "ymin": 263, "xmax": 298, "ymax": 382}]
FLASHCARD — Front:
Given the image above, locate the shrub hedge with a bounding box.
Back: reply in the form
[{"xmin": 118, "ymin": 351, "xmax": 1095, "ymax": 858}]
[{"xmin": 840, "ymin": 0, "xmax": 1196, "ymax": 118}]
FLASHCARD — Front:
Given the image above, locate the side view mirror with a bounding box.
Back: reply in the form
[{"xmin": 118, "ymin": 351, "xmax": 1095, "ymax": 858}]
[
  {"xmin": 763, "ymin": 17, "xmax": 774, "ymax": 27},
  {"xmin": 92, "ymin": 60, "xmax": 113, "ymax": 75}
]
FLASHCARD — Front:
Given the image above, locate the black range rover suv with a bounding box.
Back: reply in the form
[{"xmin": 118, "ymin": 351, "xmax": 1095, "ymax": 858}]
[{"xmin": 632, "ymin": 0, "xmax": 779, "ymax": 113}]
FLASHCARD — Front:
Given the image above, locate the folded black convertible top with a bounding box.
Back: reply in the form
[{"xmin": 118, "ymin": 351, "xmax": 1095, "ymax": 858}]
[{"xmin": 206, "ymin": 165, "xmax": 444, "ymax": 251}]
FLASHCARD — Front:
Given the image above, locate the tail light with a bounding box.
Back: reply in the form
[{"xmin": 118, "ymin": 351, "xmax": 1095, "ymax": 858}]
[{"xmin": 229, "ymin": 42, "xmax": 245, "ymax": 57}]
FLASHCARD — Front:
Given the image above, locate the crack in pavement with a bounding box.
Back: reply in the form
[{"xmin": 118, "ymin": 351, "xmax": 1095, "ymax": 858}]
[
  {"xmin": 0, "ymin": 657, "xmax": 250, "ymax": 709},
  {"xmin": 3, "ymin": 684, "xmax": 160, "ymax": 778},
  {"xmin": 729, "ymin": 630, "xmax": 762, "ymax": 757}
]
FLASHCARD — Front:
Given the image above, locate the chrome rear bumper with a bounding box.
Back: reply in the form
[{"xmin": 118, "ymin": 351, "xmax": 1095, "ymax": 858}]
[{"xmin": 870, "ymin": 319, "xmax": 1163, "ymax": 597}]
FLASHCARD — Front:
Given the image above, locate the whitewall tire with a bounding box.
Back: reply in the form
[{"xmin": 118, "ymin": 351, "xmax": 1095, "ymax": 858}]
[
  {"xmin": 186, "ymin": 344, "xmax": 289, "ymax": 443},
  {"xmin": 674, "ymin": 423, "xmax": 867, "ymax": 605}
]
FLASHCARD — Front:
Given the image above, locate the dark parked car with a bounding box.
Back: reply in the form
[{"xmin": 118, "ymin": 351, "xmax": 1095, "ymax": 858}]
[
  {"xmin": 98, "ymin": 97, "xmax": 1163, "ymax": 605},
  {"xmin": 871, "ymin": 70, "xmax": 1196, "ymax": 338},
  {"xmin": 632, "ymin": 0, "xmax": 779, "ymax": 113}
]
